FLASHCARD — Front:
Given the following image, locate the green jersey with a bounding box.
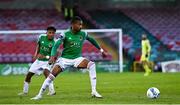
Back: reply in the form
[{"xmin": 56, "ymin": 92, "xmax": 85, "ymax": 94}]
[
  {"xmin": 51, "ymin": 29, "xmax": 101, "ymax": 59},
  {"xmin": 38, "ymin": 34, "xmax": 55, "ymax": 61}
]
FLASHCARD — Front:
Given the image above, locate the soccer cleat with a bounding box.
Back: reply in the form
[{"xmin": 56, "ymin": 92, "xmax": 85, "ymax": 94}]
[
  {"xmin": 47, "ymin": 91, "xmax": 56, "ymax": 96},
  {"xmin": 30, "ymin": 95, "xmax": 42, "ymax": 100},
  {"xmin": 18, "ymin": 92, "xmax": 27, "ymax": 96},
  {"xmin": 144, "ymin": 72, "xmax": 150, "ymax": 76},
  {"xmin": 91, "ymin": 91, "xmax": 103, "ymax": 98},
  {"xmin": 144, "ymin": 70, "xmax": 151, "ymax": 76}
]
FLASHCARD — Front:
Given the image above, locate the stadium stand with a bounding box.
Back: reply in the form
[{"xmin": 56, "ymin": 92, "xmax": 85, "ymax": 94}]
[
  {"xmin": 120, "ymin": 8, "xmax": 180, "ymax": 52},
  {"xmin": 0, "ymin": 9, "xmax": 69, "ymax": 30},
  {"xmin": 0, "ymin": 8, "xmax": 179, "ymax": 63},
  {"xmin": 85, "ymin": 9, "xmax": 179, "ymax": 62},
  {"xmin": 0, "ymin": 10, "xmax": 112, "ymax": 63}
]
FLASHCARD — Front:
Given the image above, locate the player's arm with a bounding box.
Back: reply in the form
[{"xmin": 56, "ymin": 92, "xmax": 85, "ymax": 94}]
[
  {"xmin": 86, "ymin": 34, "xmax": 107, "ymax": 57},
  {"xmin": 147, "ymin": 40, "xmax": 151, "ymax": 53},
  {"xmin": 51, "ymin": 34, "xmax": 64, "ymax": 57},
  {"xmin": 33, "ymin": 44, "xmax": 40, "ymax": 60},
  {"xmin": 33, "ymin": 35, "xmax": 42, "ymax": 60},
  {"xmin": 51, "ymin": 39, "xmax": 62, "ymax": 56},
  {"xmin": 145, "ymin": 40, "xmax": 151, "ymax": 58},
  {"xmin": 49, "ymin": 39, "xmax": 63, "ymax": 64}
]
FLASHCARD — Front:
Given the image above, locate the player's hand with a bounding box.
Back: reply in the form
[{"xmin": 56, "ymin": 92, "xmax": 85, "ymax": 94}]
[
  {"xmin": 145, "ymin": 54, "xmax": 148, "ymax": 58},
  {"xmin": 102, "ymin": 51, "xmax": 108, "ymax": 58},
  {"xmin": 37, "ymin": 54, "xmax": 46, "ymax": 59},
  {"xmin": 145, "ymin": 52, "xmax": 150, "ymax": 58},
  {"xmin": 32, "ymin": 54, "xmax": 43, "ymax": 60},
  {"xmin": 49, "ymin": 56, "xmax": 56, "ymax": 65},
  {"xmin": 100, "ymin": 48, "xmax": 108, "ymax": 58},
  {"xmin": 33, "ymin": 54, "xmax": 47, "ymax": 60}
]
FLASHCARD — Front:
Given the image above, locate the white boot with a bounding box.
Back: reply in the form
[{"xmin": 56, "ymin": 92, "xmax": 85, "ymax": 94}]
[
  {"xmin": 47, "ymin": 91, "xmax": 56, "ymax": 96},
  {"xmin": 18, "ymin": 92, "xmax": 27, "ymax": 96},
  {"xmin": 91, "ymin": 91, "xmax": 102, "ymax": 98},
  {"xmin": 30, "ymin": 95, "xmax": 42, "ymax": 100}
]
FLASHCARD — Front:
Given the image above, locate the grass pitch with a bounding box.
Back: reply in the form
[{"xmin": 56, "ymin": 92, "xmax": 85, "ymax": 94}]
[{"xmin": 0, "ymin": 72, "xmax": 180, "ymax": 104}]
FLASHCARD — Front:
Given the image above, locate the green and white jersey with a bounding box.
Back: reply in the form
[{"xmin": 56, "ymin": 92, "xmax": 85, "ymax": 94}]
[
  {"xmin": 37, "ymin": 34, "xmax": 55, "ymax": 61},
  {"xmin": 51, "ymin": 29, "xmax": 101, "ymax": 59},
  {"xmin": 60, "ymin": 29, "xmax": 87, "ymax": 59}
]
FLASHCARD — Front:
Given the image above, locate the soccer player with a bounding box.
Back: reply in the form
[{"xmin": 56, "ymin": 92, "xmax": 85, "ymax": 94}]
[
  {"xmin": 140, "ymin": 34, "xmax": 152, "ymax": 76},
  {"xmin": 18, "ymin": 26, "xmax": 57, "ymax": 96},
  {"xmin": 31, "ymin": 16, "xmax": 107, "ymax": 100}
]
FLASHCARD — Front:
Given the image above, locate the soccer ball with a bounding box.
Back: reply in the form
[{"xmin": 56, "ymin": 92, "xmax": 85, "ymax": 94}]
[{"xmin": 147, "ymin": 87, "xmax": 160, "ymax": 99}]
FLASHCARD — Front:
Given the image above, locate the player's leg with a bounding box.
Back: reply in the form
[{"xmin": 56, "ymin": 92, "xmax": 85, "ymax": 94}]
[
  {"xmin": 18, "ymin": 60, "xmax": 42, "ymax": 95},
  {"xmin": 141, "ymin": 55, "xmax": 151, "ymax": 76},
  {"xmin": 18, "ymin": 72, "xmax": 35, "ymax": 95},
  {"xmin": 31, "ymin": 65, "xmax": 62, "ymax": 100},
  {"xmin": 142, "ymin": 61, "xmax": 151, "ymax": 76},
  {"xmin": 77, "ymin": 58, "xmax": 102, "ymax": 98},
  {"xmin": 43, "ymin": 69, "xmax": 49, "ymax": 78},
  {"xmin": 43, "ymin": 69, "xmax": 56, "ymax": 95},
  {"xmin": 24, "ymin": 72, "xmax": 35, "ymax": 93},
  {"xmin": 146, "ymin": 55, "xmax": 152, "ymax": 72},
  {"xmin": 39, "ymin": 66, "xmax": 61, "ymax": 95}
]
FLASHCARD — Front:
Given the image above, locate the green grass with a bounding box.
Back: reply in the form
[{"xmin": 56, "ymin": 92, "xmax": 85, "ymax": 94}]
[{"xmin": 0, "ymin": 72, "xmax": 180, "ymax": 104}]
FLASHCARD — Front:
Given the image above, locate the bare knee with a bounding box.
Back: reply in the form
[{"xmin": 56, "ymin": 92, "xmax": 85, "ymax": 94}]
[
  {"xmin": 43, "ymin": 69, "xmax": 50, "ymax": 78},
  {"xmin": 87, "ymin": 61, "xmax": 95, "ymax": 69},
  {"xmin": 25, "ymin": 72, "xmax": 34, "ymax": 83},
  {"xmin": 77, "ymin": 59, "xmax": 89, "ymax": 68},
  {"xmin": 51, "ymin": 65, "xmax": 62, "ymax": 77}
]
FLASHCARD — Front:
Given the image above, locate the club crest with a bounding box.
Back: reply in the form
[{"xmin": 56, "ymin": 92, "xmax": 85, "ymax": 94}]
[
  {"xmin": 79, "ymin": 36, "xmax": 83, "ymax": 40},
  {"xmin": 49, "ymin": 43, "xmax": 52, "ymax": 47}
]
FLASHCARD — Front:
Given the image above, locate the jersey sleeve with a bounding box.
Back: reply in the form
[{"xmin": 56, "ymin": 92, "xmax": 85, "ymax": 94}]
[
  {"xmin": 85, "ymin": 32, "xmax": 101, "ymax": 50},
  {"xmin": 59, "ymin": 32, "xmax": 65, "ymax": 40},
  {"xmin": 37, "ymin": 34, "xmax": 42, "ymax": 44},
  {"xmin": 84, "ymin": 31, "xmax": 88, "ymax": 39},
  {"xmin": 51, "ymin": 33, "xmax": 65, "ymax": 56},
  {"xmin": 146, "ymin": 40, "xmax": 151, "ymax": 53}
]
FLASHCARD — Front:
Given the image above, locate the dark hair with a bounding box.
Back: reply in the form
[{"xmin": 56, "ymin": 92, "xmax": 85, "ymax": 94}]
[
  {"xmin": 71, "ymin": 16, "xmax": 82, "ymax": 24},
  {"xmin": 47, "ymin": 26, "xmax": 56, "ymax": 32}
]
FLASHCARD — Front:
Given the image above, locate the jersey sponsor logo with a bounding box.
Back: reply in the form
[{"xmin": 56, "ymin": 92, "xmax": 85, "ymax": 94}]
[
  {"xmin": 40, "ymin": 46, "xmax": 51, "ymax": 52},
  {"xmin": 70, "ymin": 42, "xmax": 80, "ymax": 48}
]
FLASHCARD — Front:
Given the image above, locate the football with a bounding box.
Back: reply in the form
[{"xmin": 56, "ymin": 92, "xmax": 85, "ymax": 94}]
[{"xmin": 147, "ymin": 87, "xmax": 160, "ymax": 99}]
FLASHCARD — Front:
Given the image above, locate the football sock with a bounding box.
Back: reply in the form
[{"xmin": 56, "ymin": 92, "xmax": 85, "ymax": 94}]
[
  {"xmin": 88, "ymin": 61, "xmax": 97, "ymax": 92},
  {"xmin": 49, "ymin": 81, "xmax": 55, "ymax": 93},
  {"xmin": 38, "ymin": 74, "xmax": 55, "ymax": 96},
  {"xmin": 143, "ymin": 64, "xmax": 151, "ymax": 73},
  {"xmin": 23, "ymin": 81, "xmax": 29, "ymax": 93}
]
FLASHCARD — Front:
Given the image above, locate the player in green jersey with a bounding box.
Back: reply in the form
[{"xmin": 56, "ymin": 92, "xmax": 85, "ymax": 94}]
[
  {"xmin": 31, "ymin": 16, "xmax": 107, "ymax": 100},
  {"xmin": 18, "ymin": 26, "xmax": 57, "ymax": 96},
  {"xmin": 140, "ymin": 34, "xmax": 152, "ymax": 76}
]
